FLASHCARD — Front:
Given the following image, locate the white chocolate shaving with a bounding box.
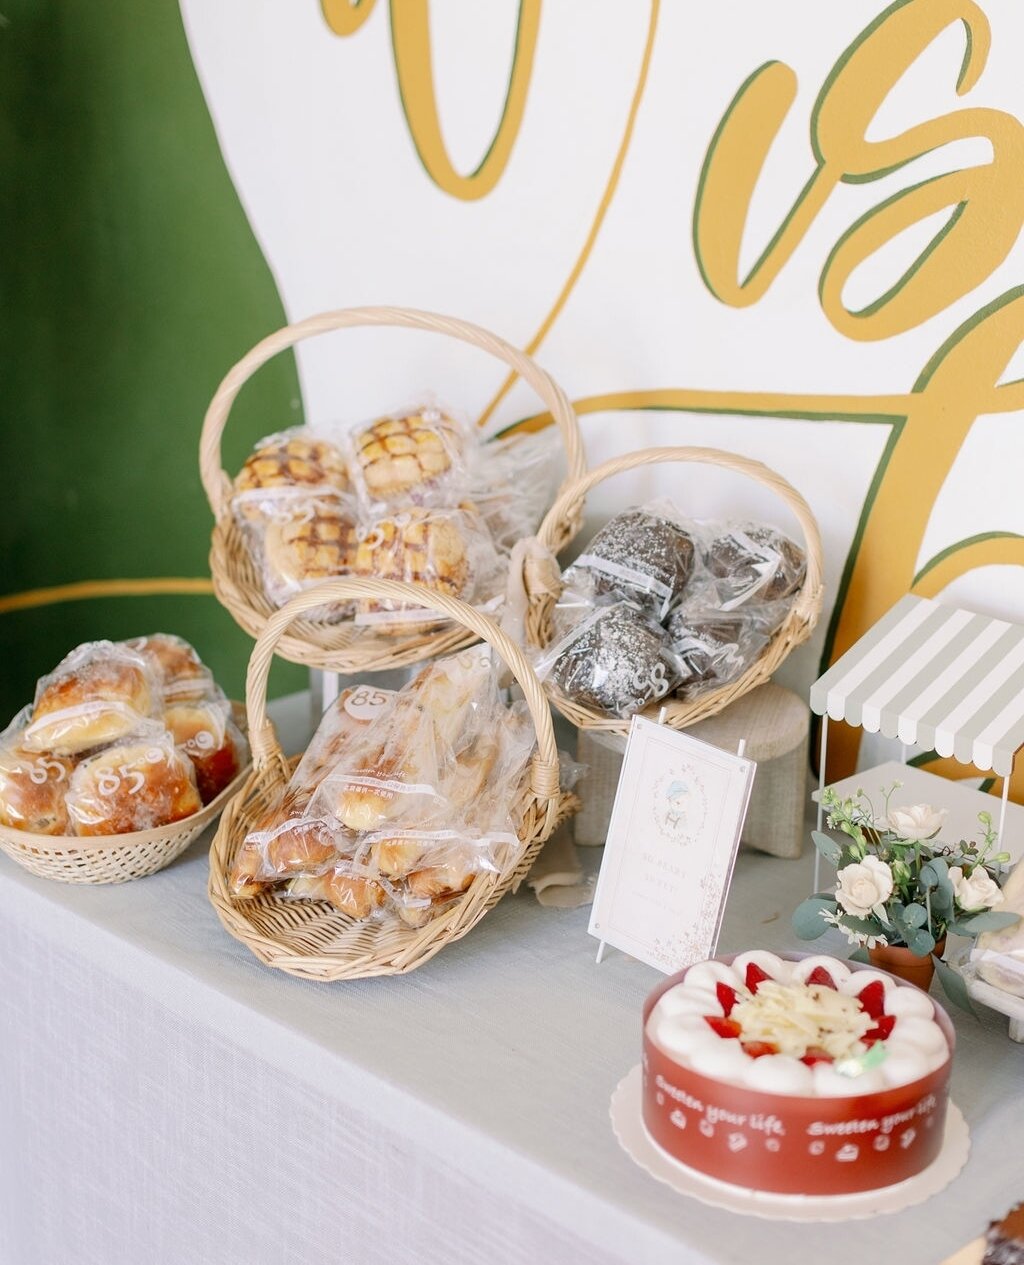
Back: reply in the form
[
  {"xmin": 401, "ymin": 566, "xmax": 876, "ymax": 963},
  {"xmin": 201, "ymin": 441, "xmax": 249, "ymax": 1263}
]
[{"xmin": 731, "ymin": 981, "xmax": 873, "ymax": 1060}]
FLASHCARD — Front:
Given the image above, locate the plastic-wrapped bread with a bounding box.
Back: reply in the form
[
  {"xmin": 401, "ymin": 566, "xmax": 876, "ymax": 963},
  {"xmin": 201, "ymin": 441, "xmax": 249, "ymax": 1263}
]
[
  {"xmin": 348, "ymin": 406, "xmax": 467, "ymax": 509},
  {"xmin": 22, "ymin": 641, "xmax": 161, "ymax": 755},
  {"xmin": 65, "ymin": 735, "xmax": 201, "ymax": 835},
  {"xmin": 562, "ymin": 505, "xmax": 701, "ymax": 620},
  {"xmin": 704, "ymin": 522, "xmax": 806, "ymax": 607},
  {"xmin": 163, "ymin": 697, "xmax": 248, "ymax": 803},
  {"xmin": 0, "ymin": 709, "xmax": 76, "ymax": 835},
  {"xmin": 231, "ymin": 427, "xmax": 350, "ymax": 520},
  {"xmin": 227, "ymin": 685, "xmax": 396, "ymax": 895},
  {"xmin": 973, "ymin": 859, "xmax": 1024, "ymax": 997},
  {"xmin": 469, "ymin": 429, "xmax": 561, "ymax": 554},
  {"xmin": 120, "ymin": 633, "xmax": 215, "ymax": 703},
  {"xmin": 286, "ymin": 866, "xmax": 389, "ymax": 919},
  {"xmin": 352, "ymin": 505, "xmax": 502, "ymax": 636}
]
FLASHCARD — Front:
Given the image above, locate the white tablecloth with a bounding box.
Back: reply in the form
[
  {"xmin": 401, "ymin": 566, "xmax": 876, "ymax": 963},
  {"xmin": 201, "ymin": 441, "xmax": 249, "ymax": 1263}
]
[{"xmin": 1, "ymin": 696, "xmax": 1022, "ymax": 1265}]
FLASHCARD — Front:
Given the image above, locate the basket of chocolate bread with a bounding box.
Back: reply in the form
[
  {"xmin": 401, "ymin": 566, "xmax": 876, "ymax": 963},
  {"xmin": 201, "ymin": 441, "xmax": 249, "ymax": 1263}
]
[
  {"xmin": 199, "ymin": 306, "xmax": 584, "ymax": 673},
  {"xmin": 208, "ymin": 577, "xmax": 580, "ymax": 981},
  {"xmin": 0, "ymin": 635, "xmax": 249, "ymax": 883},
  {"xmin": 517, "ymin": 446, "xmax": 824, "ymax": 733}
]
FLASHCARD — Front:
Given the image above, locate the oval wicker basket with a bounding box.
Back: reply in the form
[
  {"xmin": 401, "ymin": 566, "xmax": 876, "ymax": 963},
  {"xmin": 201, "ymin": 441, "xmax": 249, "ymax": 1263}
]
[
  {"xmin": 520, "ymin": 445, "xmax": 825, "ymax": 735},
  {"xmin": 200, "ymin": 306, "xmax": 584, "ymax": 673},
  {"xmin": 0, "ymin": 765, "xmax": 250, "ymax": 885},
  {"xmin": 208, "ymin": 577, "xmax": 580, "ymax": 981}
]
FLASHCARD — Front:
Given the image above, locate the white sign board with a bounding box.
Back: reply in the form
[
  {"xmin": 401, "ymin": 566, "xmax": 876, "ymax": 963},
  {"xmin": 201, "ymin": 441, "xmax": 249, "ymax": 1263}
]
[{"xmin": 589, "ymin": 717, "xmax": 755, "ymax": 973}]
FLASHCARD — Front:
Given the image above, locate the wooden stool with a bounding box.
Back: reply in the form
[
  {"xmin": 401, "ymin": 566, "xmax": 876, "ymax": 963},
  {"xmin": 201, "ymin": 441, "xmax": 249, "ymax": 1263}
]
[{"xmin": 575, "ymin": 684, "xmax": 810, "ymax": 859}]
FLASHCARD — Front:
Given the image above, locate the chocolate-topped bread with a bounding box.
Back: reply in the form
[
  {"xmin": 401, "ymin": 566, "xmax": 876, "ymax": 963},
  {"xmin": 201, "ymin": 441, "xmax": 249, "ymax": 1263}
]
[
  {"xmin": 985, "ymin": 1202, "xmax": 1024, "ymax": 1264},
  {"xmin": 547, "ymin": 602, "xmax": 680, "ymax": 717},
  {"xmin": 706, "ymin": 523, "xmax": 806, "ymax": 605},
  {"xmin": 564, "ymin": 508, "xmax": 698, "ymax": 618}
]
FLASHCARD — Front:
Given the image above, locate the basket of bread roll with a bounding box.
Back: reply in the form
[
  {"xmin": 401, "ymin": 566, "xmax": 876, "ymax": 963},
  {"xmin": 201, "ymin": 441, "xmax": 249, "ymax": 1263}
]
[
  {"xmin": 199, "ymin": 306, "xmax": 584, "ymax": 673},
  {"xmin": 0, "ymin": 635, "xmax": 250, "ymax": 883},
  {"xmin": 208, "ymin": 578, "xmax": 580, "ymax": 981},
  {"xmin": 514, "ymin": 446, "xmax": 824, "ymax": 735}
]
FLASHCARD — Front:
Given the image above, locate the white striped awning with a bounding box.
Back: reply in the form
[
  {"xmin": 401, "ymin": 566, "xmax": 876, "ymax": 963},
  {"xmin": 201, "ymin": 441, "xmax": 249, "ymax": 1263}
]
[{"xmin": 810, "ymin": 595, "xmax": 1024, "ymax": 777}]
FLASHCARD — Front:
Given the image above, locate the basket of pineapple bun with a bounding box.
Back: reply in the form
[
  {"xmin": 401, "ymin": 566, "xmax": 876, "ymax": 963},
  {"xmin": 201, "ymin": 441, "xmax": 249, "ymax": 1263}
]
[
  {"xmin": 208, "ymin": 577, "xmax": 581, "ymax": 981},
  {"xmin": 515, "ymin": 446, "xmax": 824, "ymax": 736},
  {"xmin": 199, "ymin": 306, "xmax": 584, "ymax": 674},
  {"xmin": 0, "ymin": 635, "xmax": 249, "ymax": 883}
]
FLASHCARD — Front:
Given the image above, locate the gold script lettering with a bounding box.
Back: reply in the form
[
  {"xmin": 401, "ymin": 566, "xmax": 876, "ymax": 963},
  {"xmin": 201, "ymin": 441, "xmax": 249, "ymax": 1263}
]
[{"xmin": 694, "ymin": 0, "xmax": 1024, "ymax": 339}]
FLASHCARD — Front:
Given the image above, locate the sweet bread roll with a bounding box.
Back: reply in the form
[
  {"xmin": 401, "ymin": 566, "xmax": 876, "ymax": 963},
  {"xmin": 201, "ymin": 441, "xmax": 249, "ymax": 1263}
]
[
  {"xmin": 287, "ymin": 870, "xmax": 387, "ymax": 919},
  {"xmin": 164, "ymin": 700, "xmax": 247, "ymax": 803},
  {"xmin": 0, "ymin": 744, "xmax": 75, "ymax": 835},
  {"xmin": 228, "ymin": 839, "xmax": 270, "ymax": 899},
  {"xmin": 351, "ymin": 408, "xmax": 463, "ymax": 503},
  {"xmin": 353, "ymin": 507, "xmax": 472, "ymax": 634},
  {"xmin": 23, "ymin": 643, "xmax": 158, "ymax": 755},
  {"xmin": 66, "ymin": 739, "xmax": 201, "ymax": 835},
  {"xmin": 405, "ymin": 859, "xmax": 477, "ymax": 902},
  {"xmin": 233, "ymin": 431, "xmax": 349, "ymax": 518},
  {"xmin": 121, "ymin": 633, "xmax": 213, "ymax": 703},
  {"xmin": 371, "ymin": 836, "xmax": 426, "ymax": 879},
  {"xmin": 262, "ymin": 498, "xmax": 357, "ymax": 601},
  {"xmin": 442, "ymin": 733, "xmax": 500, "ymax": 811}
]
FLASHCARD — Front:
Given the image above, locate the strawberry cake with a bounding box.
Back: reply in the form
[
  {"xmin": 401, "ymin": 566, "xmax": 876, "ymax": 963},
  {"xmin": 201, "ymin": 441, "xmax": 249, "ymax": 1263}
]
[{"xmin": 642, "ymin": 950, "xmax": 955, "ymax": 1195}]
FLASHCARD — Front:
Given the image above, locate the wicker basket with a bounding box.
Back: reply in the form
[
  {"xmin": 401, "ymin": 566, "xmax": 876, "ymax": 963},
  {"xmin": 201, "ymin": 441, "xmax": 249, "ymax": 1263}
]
[
  {"xmin": 208, "ymin": 577, "xmax": 579, "ymax": 981},
  {"xmin": 200, "ymin": 306, "xmax": 584, "ymax": 673},
  {"xmin": 0, "ymin": 766, "xmax": 250, "ymax": 885},
  {"xmin": 520, "ymin": 445, "xmax": 824, "ymax": 734}
]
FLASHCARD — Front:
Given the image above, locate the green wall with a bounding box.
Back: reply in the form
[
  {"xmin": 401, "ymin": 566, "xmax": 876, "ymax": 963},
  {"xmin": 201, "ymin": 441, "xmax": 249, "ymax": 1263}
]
[{"xmin": 0, "ymin": 0, "xmax": 306, "ymax": 717}]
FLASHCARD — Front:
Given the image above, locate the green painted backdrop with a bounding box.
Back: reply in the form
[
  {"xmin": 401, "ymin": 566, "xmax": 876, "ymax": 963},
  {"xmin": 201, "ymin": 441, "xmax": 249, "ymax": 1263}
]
[{"xmin": 0, "ymin": 0, "xmax": 306, "ymax": 716}]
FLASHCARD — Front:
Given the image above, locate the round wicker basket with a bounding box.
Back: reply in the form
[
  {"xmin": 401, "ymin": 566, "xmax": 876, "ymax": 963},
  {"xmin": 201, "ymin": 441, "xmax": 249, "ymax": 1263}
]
[
  {"xmin": 520, "ymin": 445, "xmax": 825, "ymax": 735},
  {"xmin": 208, "ymin": 577, "xmax": 579, "ymax": 981},
  {"xmin": 0, "ymin": 766, "xmax": 250, "ymax": 884},
  {"xmin": 200, "ymin": 306, "xmax": 584, "ymax": 673}
]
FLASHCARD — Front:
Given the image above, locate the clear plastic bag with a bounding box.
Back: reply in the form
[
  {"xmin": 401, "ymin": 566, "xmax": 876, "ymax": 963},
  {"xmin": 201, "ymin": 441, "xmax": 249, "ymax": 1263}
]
[
  {"xmin": 163, "ymin": 697, "xmax": 249, "ymax": 803},
  {"xmin": 231, "ymin": 426, "xmax": 351, "ymax": 521},
  {"xmin": 469, "ymin": 429, "xmax": 562, "ymax": 554},
  {"xmin": 537, "ymin": 601, "xmax": 682, "ymax": 718},
  {"xmin": 562, "ymin": 504, "xmax": 703, "ymax": 620},
  {"xmin": 346, "ymin": 404, "xmax": 471, "ymax": 512},
  {"xmin": 351, "ymin": 505, "xmax": 504, "ymax": 635},
  {"xmin": 22, "ymin": 641, "xmax": 162, "ymax": 756},
  {"xmin": 240, "ymin": 492, "xmax": 359, "ymax": 616},
  {"xmin": 664, "ymin": 586, "xmax": 770, "ymax": 699},
  {"xmin": 120, "ymin": 633, "xmax": 215, "ymax": 704},
  {"xmin": 285, "ymin": 862, "xmax": 391, "ymax": 920},
  {"xmin": 227, "ymin": 685, "xmax": 397, "ymax": 896},
  {"xmin": 0, "ymin": 707, "xmax": 77, "ymax": 835},
  {"xmin": 703, "ymin": 522, "xmax": 806, "ymax": 608},
  {"xmin": 65, "ymin": 732, "xmax": 202, "ymax": 836}
]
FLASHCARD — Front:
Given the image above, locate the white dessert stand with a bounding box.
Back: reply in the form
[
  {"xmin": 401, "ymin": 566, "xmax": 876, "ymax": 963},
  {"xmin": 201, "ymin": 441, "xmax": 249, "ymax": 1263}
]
[{"xmin": 610, "ymin": 1065, "xmax": 970, "ymax": 1223}]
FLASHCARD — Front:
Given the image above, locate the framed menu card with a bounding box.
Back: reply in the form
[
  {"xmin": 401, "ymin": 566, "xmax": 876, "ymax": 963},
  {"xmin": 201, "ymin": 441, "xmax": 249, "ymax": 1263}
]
[{"xmin": 588, "ymin": 716, "xmax": 756, "ymax": 973}]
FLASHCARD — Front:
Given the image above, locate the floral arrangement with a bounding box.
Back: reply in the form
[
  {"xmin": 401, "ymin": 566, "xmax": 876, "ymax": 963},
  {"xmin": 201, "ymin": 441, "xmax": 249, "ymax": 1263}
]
[{"xmin": 793, "ymin": 784, "xmax": 1020, "ymax": 1004}]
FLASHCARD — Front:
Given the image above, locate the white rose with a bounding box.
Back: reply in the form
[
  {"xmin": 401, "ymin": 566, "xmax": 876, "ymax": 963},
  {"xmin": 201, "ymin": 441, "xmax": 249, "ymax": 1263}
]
[
  {"xmin": 835, "ymin": 857, "xmax": 894, "ymax": 918},
  {"xmin": 887, "ymin": 804, "xmax": 947, "ymax": 840},
  {"xmin": 949, "ymin": 865, "xmax": 1004, "ymax": 912}
]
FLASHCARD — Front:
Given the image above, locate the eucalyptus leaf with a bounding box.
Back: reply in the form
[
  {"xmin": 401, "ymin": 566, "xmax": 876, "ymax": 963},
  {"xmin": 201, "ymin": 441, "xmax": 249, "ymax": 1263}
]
[
  {"xmin": 906, "ymin": 927, "xmax": 936, "ymax": 957},
  {"xmin": 839, "ymin": 914, "xmax": 885, "ymax": 936},
  {"xmin": 792, "ymin": 897, "xmax": 835, "ymax": 940},
  {"xmin": 955, "ymin": 909, "xmax": 1022, "ymax": 934},
  {"xmin": 903, "ymin": 903, "xmax": 928, "ymax": 929},
  {"xmin": 933, "ymin": 956, "xmax": 979, "ymax": 1018},
  {"xmin": 848, "ymin": 948, "xmax": 870, "ymax": 964},
  {"xmin": 920, "ymin": 858, "xmax": 949, "ymax": 889},
  {"xmin": 811, "ymin": 830, "xmax": 843, "ymax": 865}
]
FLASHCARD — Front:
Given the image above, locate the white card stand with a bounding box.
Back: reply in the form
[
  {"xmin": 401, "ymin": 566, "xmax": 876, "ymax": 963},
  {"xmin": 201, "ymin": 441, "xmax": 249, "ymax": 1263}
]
[{"xmin": 593, "ymin": 705, "xmax": 751, "ymax": 968}]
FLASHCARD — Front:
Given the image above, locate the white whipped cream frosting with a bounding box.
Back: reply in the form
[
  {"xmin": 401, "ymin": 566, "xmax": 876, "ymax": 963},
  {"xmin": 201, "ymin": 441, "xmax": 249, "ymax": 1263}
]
[{"xmin": 647, "ymin": 951, "xmax": 948, "ymax": 1097}]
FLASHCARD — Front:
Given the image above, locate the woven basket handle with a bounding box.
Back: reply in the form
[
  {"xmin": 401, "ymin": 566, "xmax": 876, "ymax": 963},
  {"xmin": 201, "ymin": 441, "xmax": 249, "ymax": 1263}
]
[
  {"xmin": 199, "ymin": 306, "xmax": 584, "ymax": 521},
  {"xmin": 245, "ymin": 578, "xmax": 561, "ymax": 807},
  {"xmin": 533, "ymin": 445, "xmax": 824, "ymax": 614}
]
